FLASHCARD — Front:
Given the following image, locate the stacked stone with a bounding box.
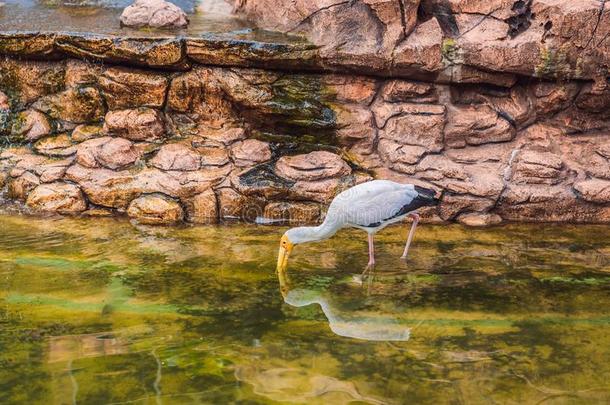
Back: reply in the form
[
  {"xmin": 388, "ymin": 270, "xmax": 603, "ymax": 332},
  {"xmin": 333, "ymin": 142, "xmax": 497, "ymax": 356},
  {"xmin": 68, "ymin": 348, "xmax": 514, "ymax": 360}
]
[{"xmin": 0, "ymin": 0, "xmax": 609, "ymax": 224}]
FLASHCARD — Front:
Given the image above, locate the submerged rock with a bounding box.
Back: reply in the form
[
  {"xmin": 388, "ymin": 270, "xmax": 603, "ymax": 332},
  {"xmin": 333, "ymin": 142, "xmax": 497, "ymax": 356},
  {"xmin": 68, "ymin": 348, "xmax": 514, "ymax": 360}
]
[
  {"xmin": 120, "ymin": 0, "xmax": 189, "ymax": 29},
  {"xmin": 127, "ymin": 193, "xmax": 184, "ymax": 224}
]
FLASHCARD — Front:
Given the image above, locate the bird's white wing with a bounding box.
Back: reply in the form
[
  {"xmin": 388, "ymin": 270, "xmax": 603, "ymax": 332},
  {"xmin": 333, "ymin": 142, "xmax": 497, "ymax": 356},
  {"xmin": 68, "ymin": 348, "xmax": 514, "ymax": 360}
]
[{"xmin": 326, "ymin": 181, "xmax": 418, "ymax": 228}]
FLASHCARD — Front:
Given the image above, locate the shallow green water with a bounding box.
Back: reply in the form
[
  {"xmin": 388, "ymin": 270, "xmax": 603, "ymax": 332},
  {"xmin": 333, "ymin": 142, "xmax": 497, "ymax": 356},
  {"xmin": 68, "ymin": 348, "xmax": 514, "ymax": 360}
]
[{"xmin": 0, "ymin": 214, "xmax": 609, "ymax": 404}]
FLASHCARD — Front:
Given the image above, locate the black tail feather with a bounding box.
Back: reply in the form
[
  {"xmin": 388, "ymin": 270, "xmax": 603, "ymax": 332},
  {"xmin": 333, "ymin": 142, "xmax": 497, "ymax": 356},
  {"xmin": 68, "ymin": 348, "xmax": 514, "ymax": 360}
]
[{"xmin": 414, "ymin": 185, "xmax": 440, "ymax": 206}]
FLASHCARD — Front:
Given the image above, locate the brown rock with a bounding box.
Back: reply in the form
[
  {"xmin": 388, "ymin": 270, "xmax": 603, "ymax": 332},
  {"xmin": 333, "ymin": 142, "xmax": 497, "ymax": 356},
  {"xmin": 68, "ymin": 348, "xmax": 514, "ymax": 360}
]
[
  {"xmin": 36, "ymin": 159, "xmax": 72, "ymax": 183},
  {"xmin": 65, "ymin": 165, "xmax": 139, "ymax": 209},
  {"xmin": 457, "ymin": 212, "xmax": 502, "ymax": 227},
  {"xmin": 231, "ymin": 140, "xmax": 272, "ymax": 167},
  {"xmin": 193, "ymin": 144, "xmax": 230, "ymax": 167},
  {"xmin": 98, "ymin": 138, "xmax": 141, "ymax": 170},
  {"xmin": 322, "ymin": 75, "xmax": 377, "ymax": 104},
  {"xmin": 150, "ymin": 143, "xmax": 201, "ymax": 171},
  {"xmin": 186, "ymin": 189, "xmax": 218, "ymax": 224},
  {"xmin": 11, "ymin": 110, "xmax": 51, "ymax": 142},
  {"xmin": 7, "ymin": 172, "xmax": 40, "ymax": 201},
  {"xmin": 71, "ymin": 124, "xmax": 104, "ymax": 142},
  {"xmin": 120, "ymin": 0, "xmax": 189, "ymax": 28},
  {"xmin": 264, "ymin": 202, "xmax": 321, "ymax": 224},
  {"xmin": 335, "ymin": 106, "xmax": 376, "ymax": 154},
  {"xmin": 65, "ymin": 60, "xmax": 103, "ymax": 87},
  {"xmin": 511, "ymin": 150, "xmax": 564, "ymax": 185},
  {"xmin": 276, "ymin": 151, "xmax": 351, "ymax": 181},
  {"xmin": 55, "ymin": 34, "xmax": 187, "ymax": 70},
  {"xmin": 127, "ymin": 194, "xmax": 184, "ymax": 225},
  {"xmin": 393, "ymin": 17, "xmax": 443, "ymax": 74},
  {"xmin": 290, "ymin": 178, "xmax": 345, "ymax": 203},
  {"xmin": 26, "ymin": 182, "xmax": 87, "ymax": 214},
  {"xmin": 65, "ymin": 164, "xmax": 229, "ymax": 209},
  {"xmin": 216, "ymin": 187, "xmax": 262, "ymax": 221},
  {"xmin": 33, "ymin": 134, "xmax": 76, "ymax": 157},
  {"xmin": 534, "ymin": 82, "xmax": 580, "ymax": 115},
  {"xmin": 0, "ymin": 59, "xmax": 65, "ymax": 105},
  {"xmin": 498, "ymin": 184, "xmax": 610, "ymax": 223},
  {"xmin": 103, "ymin": 108, "xmax": 165, "ymax": 141},
  {"xmin": 100, "ymin": 67, "xmax": 168, "ymax": 110},
  {"xmin": 444, "ymin": 105, "xmax": 515, "ymax": 148},
  {"xmin": 574, "ymin": 179, "xmax": 610, "ymax": 204},
  {"xmin": 380, "ymin": 80, "xmax": 437, "ymax": 103},
  {"xmin": 202, "ymin": 127, "xmax": 247, "ymax": 145},
  {"xmin": 439, "ymin": 194, "xmax": 495, "ymax": 221},
  {"xmin": 32, "ymin": 87, "xmax": 105, "ymax": 124}
]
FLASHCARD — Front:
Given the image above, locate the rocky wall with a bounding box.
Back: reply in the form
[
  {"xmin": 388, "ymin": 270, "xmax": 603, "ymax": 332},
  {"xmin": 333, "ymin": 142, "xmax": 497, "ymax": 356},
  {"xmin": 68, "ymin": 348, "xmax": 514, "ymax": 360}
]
[
  {"xmin": 0, "ymin": 0, "xmax": 609, "ymax": 225},
  {"xmin": 0, "ymin": 54, "xmax": 608, "ymax": 225}
]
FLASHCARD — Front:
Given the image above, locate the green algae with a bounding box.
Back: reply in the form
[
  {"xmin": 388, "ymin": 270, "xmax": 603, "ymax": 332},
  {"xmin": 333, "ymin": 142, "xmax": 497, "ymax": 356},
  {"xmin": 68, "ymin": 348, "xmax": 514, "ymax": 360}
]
[{"xmin": 0, "ymin": 213, "xmax": 609, "ymax": 404}]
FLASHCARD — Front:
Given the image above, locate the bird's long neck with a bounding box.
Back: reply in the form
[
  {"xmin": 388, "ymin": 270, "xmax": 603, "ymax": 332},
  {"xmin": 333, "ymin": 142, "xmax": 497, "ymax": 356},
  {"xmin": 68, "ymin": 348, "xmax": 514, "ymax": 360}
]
[{"xmin": 290, "ymin": 217, "xmax": 340, "ymax": 244}]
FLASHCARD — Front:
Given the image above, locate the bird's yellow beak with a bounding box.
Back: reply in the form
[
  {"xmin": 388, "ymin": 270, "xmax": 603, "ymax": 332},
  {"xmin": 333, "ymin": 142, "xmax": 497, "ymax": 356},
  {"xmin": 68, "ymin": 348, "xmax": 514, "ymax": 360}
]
[{"xmin": 276, "ymin": 234, "xmax": 294, "ymax": 273}]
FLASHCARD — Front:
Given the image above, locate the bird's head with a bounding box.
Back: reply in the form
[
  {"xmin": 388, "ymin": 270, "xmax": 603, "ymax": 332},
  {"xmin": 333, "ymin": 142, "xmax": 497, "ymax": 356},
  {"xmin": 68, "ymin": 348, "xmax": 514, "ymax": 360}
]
[{"xmin": 276, "ymin": 232, "xmax": 294, "ymax": 273}]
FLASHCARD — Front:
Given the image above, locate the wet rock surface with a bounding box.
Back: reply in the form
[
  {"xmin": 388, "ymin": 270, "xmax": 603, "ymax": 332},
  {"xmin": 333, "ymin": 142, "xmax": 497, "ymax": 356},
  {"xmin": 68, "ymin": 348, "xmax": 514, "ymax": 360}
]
[{"xmin": 127, "ymin": 193, "xmax": 184, "ymax": 224}]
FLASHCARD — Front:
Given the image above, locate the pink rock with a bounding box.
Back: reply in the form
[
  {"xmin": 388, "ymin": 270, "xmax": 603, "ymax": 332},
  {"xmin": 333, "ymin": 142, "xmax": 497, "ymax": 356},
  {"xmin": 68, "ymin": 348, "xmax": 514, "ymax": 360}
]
[
  {"xmin": 120, "ymin": 0, "xmax": 189, "ymax": 29},
  {"xmin": 104, "ymin": 108, "xmax": 165, "ymax": 141},
  {"xmin": 26, "ymin": 182, "xmax": 87, "ymax": 214},
  {"xmin": 574, "ymin": 179, "xmax": 610, "ymax": 204},
  {"xmin": 98, "ymin": 138, "xmax": 142, "ymax": 170},
  {"xmin": 231, "ymin": 139, "xmax": 272, "ymax": 167},
  {"xmin": 7, "ymin": 172, "xmax": 40, "ymax": 201},
  {"xmin": 275, "ymin": 151, "xmax": 351, "ymax": 181},
  {"xmin": 150, "ymin": 143, "xmax": 201, "ymax": 171},
  {"xmin": 511, "ymin": 150, "xmax": 564, "ymax": 185},
  {"xmin": 445, "ymin": 105, "xmax": 515, "ymax": 148},
  {"xmin": 76, "ymin": 137, "xmax": 141, "ymax": 170},
  {"xmin": 11, "ymin": 110, "xmax": 51, "ymax": 142}
]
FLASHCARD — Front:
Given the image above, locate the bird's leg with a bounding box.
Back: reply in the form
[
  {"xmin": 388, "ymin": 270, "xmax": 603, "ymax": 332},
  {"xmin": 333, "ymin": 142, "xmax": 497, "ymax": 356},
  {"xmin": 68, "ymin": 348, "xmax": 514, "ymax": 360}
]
[
  {"xmin": 361, "ymin": 233, "xmax": 376, "ymax": 279},
  {"xmin": 401, "ymin": 213, "xmax": 420, "ymax": 259},
  {"xmin": 367, "ymin": 233, "xmax": 375, "ymax": 267}
]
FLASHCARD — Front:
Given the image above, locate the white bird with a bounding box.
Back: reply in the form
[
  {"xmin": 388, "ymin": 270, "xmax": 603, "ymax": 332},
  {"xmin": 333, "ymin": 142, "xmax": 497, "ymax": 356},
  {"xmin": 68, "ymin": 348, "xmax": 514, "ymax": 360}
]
[{"xmin": 276, "ymin": 180, "xmax": 439, "ymax": 272}]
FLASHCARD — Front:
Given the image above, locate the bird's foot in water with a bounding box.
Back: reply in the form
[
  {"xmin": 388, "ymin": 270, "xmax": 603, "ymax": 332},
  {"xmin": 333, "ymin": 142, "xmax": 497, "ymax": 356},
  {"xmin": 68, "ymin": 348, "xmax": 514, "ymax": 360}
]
[
  {"xmin": 352, "ymin": 262, "xmax": 375, "ymax": 285},
  {"xmin": 400, "ymin": 254, "xmax": 408, "ymax": 261}
]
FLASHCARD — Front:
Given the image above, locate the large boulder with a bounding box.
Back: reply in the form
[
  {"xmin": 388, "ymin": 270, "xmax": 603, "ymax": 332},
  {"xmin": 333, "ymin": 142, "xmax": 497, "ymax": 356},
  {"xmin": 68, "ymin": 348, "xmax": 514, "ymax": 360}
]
[
  {"xmin": 120, "ymin": 0, "xmax": 189, "ymax": 28},
  {"xmin": 127, "ymin": 193, "xmax": 184, "ymax": 224},
  {"xmin": 26, "ymin": 182, "xmax": 87, "ymax": 214}
]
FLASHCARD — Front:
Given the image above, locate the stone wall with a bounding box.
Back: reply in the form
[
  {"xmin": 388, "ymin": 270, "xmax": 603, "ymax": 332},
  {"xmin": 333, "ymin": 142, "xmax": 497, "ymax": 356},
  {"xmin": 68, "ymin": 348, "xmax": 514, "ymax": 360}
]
[{"xmin": 0, "ymin": 0, "xmax": 609, "ymax": 225}]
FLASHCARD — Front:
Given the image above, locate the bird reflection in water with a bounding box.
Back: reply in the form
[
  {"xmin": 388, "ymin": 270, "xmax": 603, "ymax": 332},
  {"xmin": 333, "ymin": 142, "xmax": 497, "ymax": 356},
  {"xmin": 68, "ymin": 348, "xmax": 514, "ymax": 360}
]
[{"xmin": 277, "ymin": 267, "xmax": 411, "ymax": 342}]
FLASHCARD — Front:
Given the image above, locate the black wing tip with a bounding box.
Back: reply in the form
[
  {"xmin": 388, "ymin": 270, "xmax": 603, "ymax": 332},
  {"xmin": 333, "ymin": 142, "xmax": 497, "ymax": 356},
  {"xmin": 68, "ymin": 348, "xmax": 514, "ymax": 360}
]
[{"xmin": 414, "ymin": 185, "xmax": 440, "ymax": 206}]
